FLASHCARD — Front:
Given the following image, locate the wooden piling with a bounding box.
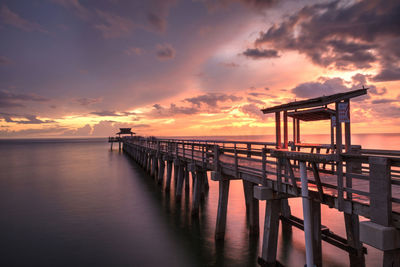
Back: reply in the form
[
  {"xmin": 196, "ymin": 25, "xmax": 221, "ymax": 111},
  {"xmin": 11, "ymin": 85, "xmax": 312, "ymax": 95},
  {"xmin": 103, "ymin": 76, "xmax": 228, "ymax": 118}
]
[
  {"xmin": 165, "ymin": 160, "xmax": 173, "ymax": 191},
  {"xmin": 175, "ymin": 161, "xmax": 185, "ymax": 201},
  {"xmin": 192, "ymin": 169, "xmax": 202, "ymax": 216},
  {"xmin": 259, "ymin": 199, "xmax": 281, "ymax": 266},
  {"xmin": 158, "ymin": 157, "xmax": 165, "ymax": 185},
  {"xmin": 215, "ymin": 178, "xmax": 230, "ymax": 240},
  {"xmin": 243, "ymin": 180, "xmax": 259, "ymax": 235}
]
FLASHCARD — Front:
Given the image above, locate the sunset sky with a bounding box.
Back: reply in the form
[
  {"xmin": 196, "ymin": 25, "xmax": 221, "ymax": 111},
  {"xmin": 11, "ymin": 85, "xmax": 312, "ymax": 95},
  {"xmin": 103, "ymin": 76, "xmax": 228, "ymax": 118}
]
[{"xmin": 1, "ymin": 0, "xmax": 399, "ymax": 138}]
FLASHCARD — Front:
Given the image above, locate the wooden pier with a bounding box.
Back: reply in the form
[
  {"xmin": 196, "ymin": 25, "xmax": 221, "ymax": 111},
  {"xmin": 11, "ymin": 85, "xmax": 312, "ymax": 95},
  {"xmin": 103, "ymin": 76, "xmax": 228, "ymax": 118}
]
[{"xmin": 113, "ymin": 89, "xmax": 400, "ymax": 267}]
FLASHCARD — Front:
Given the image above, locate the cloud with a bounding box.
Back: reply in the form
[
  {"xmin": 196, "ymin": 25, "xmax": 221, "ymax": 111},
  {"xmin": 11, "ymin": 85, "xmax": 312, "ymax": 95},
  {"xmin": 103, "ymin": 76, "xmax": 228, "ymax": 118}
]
[
  {"xmin": 240, "ymin": 103, "xmax": 267, "ymax": 121},
  {"xmin": 0, "ymin": 113, "xmax": 55, "ymax": 124},
  {"xmin": 149, "ymin": 103, "xmax": 199, "ymax": 118},
  {"xmin": 184, "ymin": 93, "xmax": 242, "ymax": 107},
  {"xmin": 242, "ymin": 48, "xmax": 279, "ymax": 59},
  {"xmin": 51, "ymin": 0, "xmax": 90, "ymax": 20},
  {"xmin": 124, "ymin": 46, "xmax": 143, "ymax": 56},
  {"xmin": 291, "ymin": 77, "xmax": 349, "ymax": 99},
  {"xmin": 0, "ymin": 90, "xmax": 49, "ymax": 108},
  {"xmin": 0, "ymin": 126, "xmax": 68, "ymax": 137},
  {"xmin": 90, "ymin": 110, "xmax": 123, "ymax": 116},
  {"xmin": 200, "ymin": 0, "xmax": 279, "ymax": 11},
  {"xmin": 155, "ymin": 44, "xmax": 176, "ymax": 60},
  {"xmin": 220, "ymin": 62, "xmax": 240, "ymax": 68},
  {"xmin": 247, "ymin": 97, "xmax": 265, "ymax": 105},
  {"xmin": 371, "ymin": 99, "xmax": 397, "ymax": 104},
  {"xmin": 75, "ymin": 97, "xmax": 102, "ymax": 106},
  {"xmin": 146, "ymin": 0, "xmax": 176, "ymax": 32},
  {"xmin": 63, "ymin": 124, "xmax": 92, "ymax": 136},
  {"xmin": 94, "ymin": 9, "xmax": 135, "ymax": 38},
  {"xmin": 0, "ymin": 56, "xmax": 11, "ymax": 65},
  {"xmin": 251, "ymin": 0, "xmax": 400, "ymax": 79},
  {"xmin": 0, "ymin": 5, "xmax": 47, "ymax": 33}
]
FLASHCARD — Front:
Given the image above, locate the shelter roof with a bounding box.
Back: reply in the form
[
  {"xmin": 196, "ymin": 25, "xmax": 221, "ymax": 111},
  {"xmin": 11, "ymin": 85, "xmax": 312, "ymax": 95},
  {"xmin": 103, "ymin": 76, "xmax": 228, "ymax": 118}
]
[
  {"xmin": 287, "ymin": 107, "xmax": 335, "ymax": 121},
  {"xmin": 261, "ymin": 88, "xmax": 367, "ymax": 114}
]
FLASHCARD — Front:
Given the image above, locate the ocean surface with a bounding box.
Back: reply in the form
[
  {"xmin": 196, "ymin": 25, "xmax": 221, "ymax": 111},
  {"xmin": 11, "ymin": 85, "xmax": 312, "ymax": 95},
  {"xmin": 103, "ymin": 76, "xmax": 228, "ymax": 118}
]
[{"xmin": 0, "ymin": 134, "xmax": 399, "ymax": 266}]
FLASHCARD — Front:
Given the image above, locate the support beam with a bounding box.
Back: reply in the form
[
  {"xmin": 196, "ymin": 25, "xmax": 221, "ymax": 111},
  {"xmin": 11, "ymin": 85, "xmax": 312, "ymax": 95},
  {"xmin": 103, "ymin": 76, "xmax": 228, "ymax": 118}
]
[
  {"xmin": 345, "ymin": 213, "xmax": 365, "ymax": 267},
  {"xmin": 311, "ymin": 200, "xmax": 322, "ymax": 267},
  {"xmin": 243, "ymin": 180, "xmax": 259, "ymax": 236},
  {"xmin": 283, "ymin": 110, "xmax": 288, "ymax": 149},
  {"xmin": 165, "ymin": 160, "xmax": 173, "ymax": 191},
  {"xmin": 175, "ymin": 162, "xmax": 185, "ymax": 201},
  {"xmin": 192, "ymin": 170, "xmax": 203, "ymax": 216},
  {"xmin": 344, "ymin": 99, "xmax": 351, "ymax": 153},
  {"xmin": 157, "ymin": 158, "xmax": 165, "ymax": 185},
  {"xmin": 259, "ymin": 199, "xmax": 281, "ymax": 266},
  {"xmin": 215, "ymin": 179, "xmax": 230, "ymax": 240},
  {"xmin": 275, "ymin": 112, "xmax": 281, "ymax": 148},
  {"xmin": 300, "ymin": 161, "xmax": 314, "ymax": 267}
]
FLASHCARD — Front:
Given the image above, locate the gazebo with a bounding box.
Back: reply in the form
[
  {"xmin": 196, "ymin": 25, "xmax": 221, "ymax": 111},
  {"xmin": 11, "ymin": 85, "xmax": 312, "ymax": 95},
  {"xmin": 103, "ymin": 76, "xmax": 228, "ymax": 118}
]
[
  {"xmin": 261, "ymin": 87, "xmax": 368, "ymax": 154},
  {"xmin": 116, "ymin": 128, "xmax": 135, "ymax": 138}
]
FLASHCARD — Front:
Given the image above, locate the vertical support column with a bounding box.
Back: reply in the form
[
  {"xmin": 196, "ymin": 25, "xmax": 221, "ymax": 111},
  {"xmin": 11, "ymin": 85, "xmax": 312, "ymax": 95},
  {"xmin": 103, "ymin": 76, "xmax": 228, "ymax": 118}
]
[
  {"xmin": 165, "ymin": 160, "xmax": 173, "ymax": 191},
  {"xmin": 243, "ymin": 180, "xmax": 259, "ymax": 236},
  {"xmin": 292, "ymin": 117, "xmax": 296, "ymax": 144},
  {"xmin": 151, "ymin": 154, "xmax": 156, "ymax": 178},
  {"xmin": 175, "ymin": 161, "xmax": 184, "ymax": 201},
  {"xmin": 275, "ymin": 112, "xmax": 281, "ymax": 148},
  {"xmin": 369, "ymin": 157, "xmax": 399, "ymax": 266},
  {"xmin": 335, "ymin": 101, "xmax": 344, "ymax": 211},
  {"xmin": 296, "ymin": 118, "xmax": 300, "ymax": 144},
  {"xmin": 259, "ymin": 199, "xmax": 281, "ymax": 266},
  {"xmin": 184, "ymin": 164, "xmax": 190, "ymax": 190},
  {"xmin": 283, "ymin": 110, "xmax": 288, "ymax": 149},
  {"xmin": 300, "ymin": 161, "xmax": 314, "ymax": 267},
  {"xmin": 173, "ymin": 159, "xmax": 179, "ymax": 187},
  {"xmin": 345, "ymin": 213, "xmax": 365, "ymax": 266},
  {"xmin": 157, "ymin": 158, "xmax": 165, "ymax": 185},
  {"xmin": 192, "ymin": 169, "xmax": 202, "ymax": 216},
  {"xmin": 311, "ymin": 200, "xmax": 322, "ymax": 267},
  {"xmin": 215, "ymin": 179, "xmax": 230, "ymax": 240},
  {"xmin": 344, "ymin": 99, "xmax": 351, "ymax": 153}
]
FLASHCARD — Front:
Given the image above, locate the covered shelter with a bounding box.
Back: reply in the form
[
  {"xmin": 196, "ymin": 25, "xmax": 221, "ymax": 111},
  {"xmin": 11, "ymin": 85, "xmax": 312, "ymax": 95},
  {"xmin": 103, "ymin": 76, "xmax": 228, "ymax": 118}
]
[
  {"xmin": 116, "ymin": 128, "xmax": 135, "ymax": 138},
  {"xmin": 261, "ymin": 87, "xmax": 368, "ymax": 154}
]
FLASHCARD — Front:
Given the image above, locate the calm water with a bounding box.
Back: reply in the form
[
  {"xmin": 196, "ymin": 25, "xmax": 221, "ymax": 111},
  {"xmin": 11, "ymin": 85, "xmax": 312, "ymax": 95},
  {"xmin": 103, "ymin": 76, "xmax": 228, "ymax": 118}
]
[{"xmin": 0, "ymin": 134, "xmax": 399, "ymax": 266}]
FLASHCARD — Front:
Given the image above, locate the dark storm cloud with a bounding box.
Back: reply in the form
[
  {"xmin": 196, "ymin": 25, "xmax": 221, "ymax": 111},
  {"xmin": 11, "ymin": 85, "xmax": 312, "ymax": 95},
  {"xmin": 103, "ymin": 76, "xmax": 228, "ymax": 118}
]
[
  {"xmin": 200, "ymin": 0, "xmax": 279, "ymax": 10},
  {"xmin": 156, "ymin": 44, "xmax": 176, "ymax": 60},
  {"xmin": 242, "ymin": 48, "xmax": 279, "ymax": 59},
  {"xmin": 0, "ymin": 113, "xmax": 55, "ymax": 124},
  {"xmin": 291, "ymin": 78, "xmax": 348, "ymax": 98},
  {"xmin": 184, "ymin": 93, "xmax": 242, "ymax": 107},
  {"xmin": 90, "ymin": 111, "xmax": 122, "ymax": 116},
  {"xmin": 0, "ymin": 90, "xmax": 49, "ymax": 108},
  {"xmin": 251, "ymin": 0, "xmax": 400, "ymax": 80},
  {"xmin": 75, "ymin": 97, "xmax": 102, "ymax": 106}
]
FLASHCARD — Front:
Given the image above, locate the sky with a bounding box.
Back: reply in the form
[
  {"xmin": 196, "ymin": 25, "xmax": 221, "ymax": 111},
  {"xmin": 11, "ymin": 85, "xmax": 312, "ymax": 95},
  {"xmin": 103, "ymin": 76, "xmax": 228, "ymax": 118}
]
[{"xmin": 0, "ymin": 0, "xmax": 400, "ymax": 138}]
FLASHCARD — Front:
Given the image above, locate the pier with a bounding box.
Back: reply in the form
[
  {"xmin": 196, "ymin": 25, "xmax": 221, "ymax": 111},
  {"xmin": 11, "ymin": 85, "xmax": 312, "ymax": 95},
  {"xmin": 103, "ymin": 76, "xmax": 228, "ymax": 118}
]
[{"xmin": 111, "ymin": 89, "xmax": 400, "ymax": 267}]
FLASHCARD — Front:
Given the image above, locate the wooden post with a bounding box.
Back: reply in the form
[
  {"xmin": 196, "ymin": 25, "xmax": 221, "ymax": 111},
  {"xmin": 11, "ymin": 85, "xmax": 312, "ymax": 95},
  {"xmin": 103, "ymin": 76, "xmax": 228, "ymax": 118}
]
[
  {"xmin": 192, "ymin": 170, "xmax": 202, "ymax": 216},
  {"xmin": 344, "ymin": 213, "xmax": 365, "ymax": 266},
  {"xmin": 173, "ymin": 160, "xmax": 179, "ymax": 187},
  {"xmin": 243, "ymin": 180, "xmax": 259, "ymax": 235},
  {"xmin": 157, "ymin": 158, "xmax": 165, "ymax": 185},
  {"xmin": 275, "ymin": 112, "xmax": 281, "ymax": 148},
  {"xmin": 344, "ymin": 99, "xmax": 351, "ymax": 153},
  {"xmin": 184, "ymin": 164, "xmax": 190, "ymax": 190},
  {"xmin": 215, "ymin": 179, "xmax": 230, "ymax": 240},
  {"xmin": 175, "ymin": 161, "xmax": 185, "ymax": 201},
  {"xmin": 259, "ymin": 199, "xmax": 281, "ymax": 266},
  {"xmin": 311, "ymin": 200, "xmax": 322, "ymax": 267},
  {"xmin": 293, "ymin": 117, "xmax": 296, "ymax": 143},
  {"xmin": 336, "ymin": 101, "xmax": 344, "ymax": 211},
  {"xmin": 296, "ymin": 118, "xmax": 300, "ymax": 144},
  {"xmin": 151, "ymin": 154, "xmax": 156, "ymax": 178},
  {"xmin": 283, "ymin": 110, "xmax": 288, "ymax": 149},
  {"xmin": 165, "ymin": 160, "xmax": 173, "ymax": 191}
]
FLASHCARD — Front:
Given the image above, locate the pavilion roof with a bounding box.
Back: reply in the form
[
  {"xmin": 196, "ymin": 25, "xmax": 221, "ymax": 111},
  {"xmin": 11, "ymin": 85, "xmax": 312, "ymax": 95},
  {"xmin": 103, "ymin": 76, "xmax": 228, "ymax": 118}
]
[{"xmin": 261, "ymin": 88, "xmax": 367, "ymax": 114}]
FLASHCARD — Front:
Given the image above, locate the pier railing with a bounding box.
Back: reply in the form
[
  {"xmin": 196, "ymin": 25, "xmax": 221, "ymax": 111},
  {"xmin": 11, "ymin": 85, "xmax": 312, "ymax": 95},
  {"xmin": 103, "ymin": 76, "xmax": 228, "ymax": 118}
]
[{"xmin": 122, "ymin": 136, "xmax": 400, "ymax": 228}]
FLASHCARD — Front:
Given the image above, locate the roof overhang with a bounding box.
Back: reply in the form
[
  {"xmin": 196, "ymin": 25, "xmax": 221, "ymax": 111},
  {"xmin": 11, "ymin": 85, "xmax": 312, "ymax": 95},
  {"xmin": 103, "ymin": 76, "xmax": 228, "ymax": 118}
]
[
  {"xmin": 261, "ymin": 88, "xmax": 367, "ymax": 114},
  {"xmin": 288, "ymin": 107, "xmax": 335, "ymax": 121}
]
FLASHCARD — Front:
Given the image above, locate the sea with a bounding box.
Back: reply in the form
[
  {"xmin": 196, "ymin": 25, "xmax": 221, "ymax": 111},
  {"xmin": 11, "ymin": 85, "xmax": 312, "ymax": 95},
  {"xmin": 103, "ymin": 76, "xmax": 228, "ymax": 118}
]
[{"xmin": 0, "ymin": 134, "xmax": 399, "ymax": 267}]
